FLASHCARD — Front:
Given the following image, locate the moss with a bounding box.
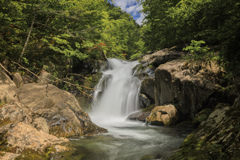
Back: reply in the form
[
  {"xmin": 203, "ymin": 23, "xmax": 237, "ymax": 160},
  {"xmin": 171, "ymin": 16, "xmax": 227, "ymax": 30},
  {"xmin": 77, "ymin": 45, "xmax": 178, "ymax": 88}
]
[
  {"xmin": 142, "ymin": 104, "xmax": 155, "ymax": 112},
  {"xmin": 45, "ymin": 146, "xmax": 57, "ymax": 158},
  {"xmin": 15, "ymin": 149, "xmax": 46, "ymax": 160},
  {"xmin": 140, "ymin": 154, "xmax": 155, "ymax": 160},
  {"xmin": 49, "ymin": 124, "xmax": 82, "ymax": 137},
  {"xmin": 192, "ymin": 108, "xmax": 213, "ymax": 127},
  {"xmin": 15, "ymin": 146, "xmax": 61, "ymax": 160}
]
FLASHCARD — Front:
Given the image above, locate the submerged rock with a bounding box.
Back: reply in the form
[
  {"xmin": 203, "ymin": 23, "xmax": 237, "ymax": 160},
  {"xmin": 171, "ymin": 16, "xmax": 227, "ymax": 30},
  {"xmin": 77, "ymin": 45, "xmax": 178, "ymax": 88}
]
[
  {"xmin": 127, "ymin": 110, "xmax": 150, "ymax": 122},
  {"xmin": 146, "ymin": 104, "xmax": 178, "ymax": 126}
]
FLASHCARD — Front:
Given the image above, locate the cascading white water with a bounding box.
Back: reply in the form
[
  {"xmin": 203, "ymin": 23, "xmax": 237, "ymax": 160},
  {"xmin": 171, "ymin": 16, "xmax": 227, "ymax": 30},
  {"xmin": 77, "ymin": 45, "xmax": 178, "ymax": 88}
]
[
  {"xmin": 91, "ymin": 58, "xmax": 141, "ymax": 121},
  {"xmin": 68, "ymin": 58, "xmax": 192, "ymax": 160}
]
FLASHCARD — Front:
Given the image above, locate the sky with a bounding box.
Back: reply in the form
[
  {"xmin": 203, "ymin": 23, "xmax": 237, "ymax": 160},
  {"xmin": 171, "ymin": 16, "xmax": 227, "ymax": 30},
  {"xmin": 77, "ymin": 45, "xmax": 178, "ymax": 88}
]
[{"xmin": 113, "ymin": 0, "xmax": 145, "ymax": 25}]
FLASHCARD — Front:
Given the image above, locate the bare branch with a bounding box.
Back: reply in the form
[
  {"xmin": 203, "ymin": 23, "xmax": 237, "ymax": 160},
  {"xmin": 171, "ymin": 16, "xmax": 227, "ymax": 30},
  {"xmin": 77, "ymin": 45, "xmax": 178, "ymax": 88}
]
[
  {"xmin": 0, "ymin": 63, "xmax": 12, "ymax": 76},
  {"xmin": 11, "ymin": 61, "xmax": 43, "ymax": 82}
]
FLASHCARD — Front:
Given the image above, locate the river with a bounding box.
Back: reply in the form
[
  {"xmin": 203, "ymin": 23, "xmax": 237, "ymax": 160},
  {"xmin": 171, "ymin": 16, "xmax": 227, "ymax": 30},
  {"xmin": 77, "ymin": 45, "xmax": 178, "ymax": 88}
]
[{"xmin": 64, "ymin": 58, "xmax": 191, "ymax": 160}]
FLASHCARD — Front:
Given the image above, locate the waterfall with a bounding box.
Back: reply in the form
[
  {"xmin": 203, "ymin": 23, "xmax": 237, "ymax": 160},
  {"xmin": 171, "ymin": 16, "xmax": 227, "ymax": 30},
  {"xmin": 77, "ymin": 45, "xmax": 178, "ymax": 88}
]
[{"xmin": 91, "ymin": 58, "xmax": 141, "ymax": 120}]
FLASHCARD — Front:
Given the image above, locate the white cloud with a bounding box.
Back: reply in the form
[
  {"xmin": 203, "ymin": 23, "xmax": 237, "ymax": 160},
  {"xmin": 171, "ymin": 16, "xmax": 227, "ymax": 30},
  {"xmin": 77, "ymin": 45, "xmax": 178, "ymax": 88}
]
[
  {"xmin": 114, "ymin": 0, "xmax": 145, "ymax": 25},
  {"xmin": 136, "ymin": 13, "xmax": 145, "ymax": 25},
  {"xmin": 126, "ymin": 5, "xmax": 136, "ymax": 13}
]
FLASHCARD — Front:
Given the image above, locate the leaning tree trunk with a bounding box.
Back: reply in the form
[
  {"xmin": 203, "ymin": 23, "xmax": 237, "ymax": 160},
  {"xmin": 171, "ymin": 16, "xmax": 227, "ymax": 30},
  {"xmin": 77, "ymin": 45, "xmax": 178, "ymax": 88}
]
[{"xmin": 18, "ymin": 13, "xmax": 36, "ymax": 63}]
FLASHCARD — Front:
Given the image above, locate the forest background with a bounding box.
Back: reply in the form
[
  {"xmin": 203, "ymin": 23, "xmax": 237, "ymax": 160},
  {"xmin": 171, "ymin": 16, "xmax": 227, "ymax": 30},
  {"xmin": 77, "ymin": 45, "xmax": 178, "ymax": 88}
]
[{"xmin": 1, "ymin": 0, "xmax": 240, "ymax": 89}]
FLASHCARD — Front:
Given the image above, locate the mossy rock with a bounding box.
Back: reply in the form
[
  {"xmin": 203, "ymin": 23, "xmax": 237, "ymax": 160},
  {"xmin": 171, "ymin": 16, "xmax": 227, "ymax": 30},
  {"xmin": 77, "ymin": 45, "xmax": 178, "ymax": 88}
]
[
  {"xmin": 141, "ymin": 104, "xmax": 155, "ymax": 112},
  {"xmin": 15, "ymin": 147, "xmax": 57, "ymax": 160},
  {"xmin": 192, "ymin": 108, "xmax": 213, "ymax": 127}
]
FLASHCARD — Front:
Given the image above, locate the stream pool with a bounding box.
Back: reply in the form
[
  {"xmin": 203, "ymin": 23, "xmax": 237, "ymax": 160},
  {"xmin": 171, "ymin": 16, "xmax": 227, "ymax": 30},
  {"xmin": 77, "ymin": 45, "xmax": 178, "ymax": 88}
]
[
  {"xmin": 63, "ymin": 118, "xmax": 192, "ymax": 160},
  {"xmin": 61, "ymin": 59, "xmax": 192, "ymax": 160}
]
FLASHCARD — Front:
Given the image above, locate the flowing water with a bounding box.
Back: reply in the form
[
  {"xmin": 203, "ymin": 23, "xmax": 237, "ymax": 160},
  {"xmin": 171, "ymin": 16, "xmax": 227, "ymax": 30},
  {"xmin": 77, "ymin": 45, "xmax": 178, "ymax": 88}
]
[{"xmin": 66, "ymin": 58, "xmax": 192, "ymax": 160}]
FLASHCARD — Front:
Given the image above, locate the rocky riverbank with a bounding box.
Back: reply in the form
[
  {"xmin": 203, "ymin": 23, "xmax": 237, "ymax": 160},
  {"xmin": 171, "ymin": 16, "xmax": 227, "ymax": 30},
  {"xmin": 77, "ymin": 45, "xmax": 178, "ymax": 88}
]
[
  {"xmin": 129, "ymin": 48, "xmax": 240, "ymax": 159},
  {"xmin": 0, "ymin": 69, "xmax": 107, "ymax": 159}
]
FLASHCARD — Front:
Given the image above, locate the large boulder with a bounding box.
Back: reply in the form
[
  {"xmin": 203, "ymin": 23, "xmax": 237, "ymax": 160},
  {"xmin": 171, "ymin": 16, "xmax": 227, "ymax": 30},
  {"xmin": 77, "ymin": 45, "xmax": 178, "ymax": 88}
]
[
  {"xmin": 141, "ymin": 48, "xmax": 182, "ymax": 68},
  {"xmin": 169, "ymin": 99, "xmax": 240, "ymax": 160},
  {"xmin": 17, "ymin": 83, "xmax": 107, "ymax": 137},
  {"xmin": 154, "ymin": 60, "xmax": 216, "ymax": 120},
  {"xmin": 146, "ymin": 104, "xmax": 178, "ymax": 126}
]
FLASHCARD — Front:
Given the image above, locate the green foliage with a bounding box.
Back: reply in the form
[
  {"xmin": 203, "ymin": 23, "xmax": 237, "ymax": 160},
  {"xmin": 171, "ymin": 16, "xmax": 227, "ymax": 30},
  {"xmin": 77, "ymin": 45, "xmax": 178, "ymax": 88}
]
[
  {"xmin": 183, "ymin": 40, "xmax": 209, "ymax": 54},
  {"xmin": 183, "ymin": 40, "xmax": 222, "ymax": 62},
  {"xmin": 1, "ymin": 0, "xmax": 145, "ymax": 77},
  {"xmin": 140, "ymin": 0, "xmax": 240, "ymax": 77}
]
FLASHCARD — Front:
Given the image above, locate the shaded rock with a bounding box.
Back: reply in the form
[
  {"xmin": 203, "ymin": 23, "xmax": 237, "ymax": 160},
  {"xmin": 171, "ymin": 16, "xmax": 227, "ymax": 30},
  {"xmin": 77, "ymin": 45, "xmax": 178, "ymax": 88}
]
[
  {"xmin": 192, "ymin": 108, "xmax": 213, "ymax": 127},
  {"xmin": 146, "ymin": 104, "xmax": 178, "ymax": 126},
  {"xmin": 140, "ymin": 78, "xmax": 155, "ymax": 104},
  {"xmin": 17, "ymin": 83, "xmax": 107, "ymax": 137},
  {"xmin": 3, "ymin": 122, "xmax": 69, "ymax": 153},
  {"xmin": 37, "ymin": 70, "xmax": 51, "ymax": 84},
  {"xmin": 155, "ymin": 60, "xmax": 216, "ymax": 120},
  {"xmin": 139, "ymin": 94, "xmax": 151, "ymax": 109},
  {"xmin": 127, "ymin": 111, "xmax": 150, "ymax": 122},
  {"xmin": 141, "ymin": 49, "xmax": 182, "ymax": 68},
  {"xmin": 12, "ymin": 72, "xmax": 23, "ymax": 88},
  {"xmin": 0, "ymin": 71, "xmax": 17, "ymax": 104},
  {"xmin": 169, "ymin": 100, "xmax": 240, "ymax": 160}
]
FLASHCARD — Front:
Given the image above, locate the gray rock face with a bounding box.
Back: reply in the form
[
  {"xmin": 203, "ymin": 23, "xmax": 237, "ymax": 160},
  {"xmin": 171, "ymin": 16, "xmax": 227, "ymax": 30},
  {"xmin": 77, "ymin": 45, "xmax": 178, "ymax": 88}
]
[
  {"xmin": 169, "ymin": 100, "xmax": 240, "ymax": 160},
  {"xmin": 154, "ymin": 60, "xmax": 216, "ymax": 120},
  {"xmin": 139, "ymin": 94, "xmax": 151, "ymax": 108},
  {"xmin": 140, "ymin": 78, "xmax": 155, "ymax": 104}
]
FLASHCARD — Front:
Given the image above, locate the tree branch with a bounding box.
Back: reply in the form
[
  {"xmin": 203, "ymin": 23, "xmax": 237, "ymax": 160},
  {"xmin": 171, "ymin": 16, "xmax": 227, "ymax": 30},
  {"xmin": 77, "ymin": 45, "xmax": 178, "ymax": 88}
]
[{"xmin": 18, "ymin": 12, "xmax": 36, "ymax": 63}]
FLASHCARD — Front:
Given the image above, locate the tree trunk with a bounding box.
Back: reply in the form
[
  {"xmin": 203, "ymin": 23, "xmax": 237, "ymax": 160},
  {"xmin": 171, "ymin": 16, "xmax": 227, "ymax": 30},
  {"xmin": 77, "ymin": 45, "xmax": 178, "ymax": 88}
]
[{"xmin": 18, "ymin": 13, "xmax": 36, "ymax": 63}]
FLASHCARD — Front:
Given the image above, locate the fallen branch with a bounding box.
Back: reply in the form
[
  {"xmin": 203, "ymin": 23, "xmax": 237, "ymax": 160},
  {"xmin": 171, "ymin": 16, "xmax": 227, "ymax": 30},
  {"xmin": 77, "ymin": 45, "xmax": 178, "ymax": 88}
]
[
  {"xmin": 0, "ymin": 63, "xmax": 12, "ymax": 76},
  {"xmin": 11, "ymin": 62, "xmax": 95, "ymax": 100},
  {"xmin": 11, "ymin": 61, "xmax": 43, "ymax": 82}
]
